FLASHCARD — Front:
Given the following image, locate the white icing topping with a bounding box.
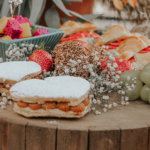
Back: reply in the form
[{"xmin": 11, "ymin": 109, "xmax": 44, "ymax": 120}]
[
  {"xmin": 10, "ymin": 76, "xmax": 90, "ymax": 105},
  {"xmin": 0, "ymin": 61, "xmax": 41, "ymax": 81}
]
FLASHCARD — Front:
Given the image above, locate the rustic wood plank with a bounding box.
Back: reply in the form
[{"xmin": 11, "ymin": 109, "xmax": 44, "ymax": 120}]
[
  {"xmin": 57, "ymin": 125, "xmax": 88, "ymax": 150},
  {"xmin": 26, "ymin": 122, "xmax": 56, "ymax": 150},
  {"xmin": 89, "ymin": 126, "xmax": 120, "ymax": 150},
  {"xmin": 0, "ymin": 118, "xmax": 26, "ymax": 150},
  {"xmin": 120, "ymin": 124, "xmax": 148, "ymax": 150}
]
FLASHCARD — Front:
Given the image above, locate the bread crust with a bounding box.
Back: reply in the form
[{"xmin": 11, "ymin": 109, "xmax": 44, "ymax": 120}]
[
  {"xmin": 134, "ymin": 53, "xmax": 150, "ymax": 66},
  {"xmin": 118, "ymin": 36, "xmax": 147, "ymax": 55},
  {"xmin": 118, "ymin": 50, "xmax": 135, "ymax": 60},
  {"xmin": 13, "ymin": 102, "xmax": 91, "ymax": 118},
  {"xmin": 59, "ymin": 21, "xmax": 98, "ymax": 38},
  {"xmin": 95, "ymin": 25, "xmax": 131, "ymax": 46}
]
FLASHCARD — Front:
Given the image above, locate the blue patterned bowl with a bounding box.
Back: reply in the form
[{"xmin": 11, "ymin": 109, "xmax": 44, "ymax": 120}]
[{"xmin": 0, "ymin": 25, "xmax": 64, "ymax": 61}]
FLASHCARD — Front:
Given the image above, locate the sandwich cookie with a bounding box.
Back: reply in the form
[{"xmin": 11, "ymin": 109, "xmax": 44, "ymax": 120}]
[
  {"xmin": 10, "ymin": 76, "xmax": 91, "ymax": 118},
  {"xmin": 0, "ymin": 61, "xmax": 41, "ymax": 99}
]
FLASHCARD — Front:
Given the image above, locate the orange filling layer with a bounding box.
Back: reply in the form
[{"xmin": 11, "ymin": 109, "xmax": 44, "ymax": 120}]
[
  {"xmin": 14, "ymin": 97, "xmax": 90, "ymax": 113},
  {"xmin": 0, "ymin": 75, "xmax": 41, "ymax": 91}
]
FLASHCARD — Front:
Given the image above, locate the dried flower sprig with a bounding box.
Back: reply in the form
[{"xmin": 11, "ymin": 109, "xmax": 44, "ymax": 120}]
[
  {"xmin": 5, "ymin": 43, "xmax": 35, "ymax": 62},
  {"xmin": 9, "ymin": 0, "xmax": 23, "ymax": 17}
]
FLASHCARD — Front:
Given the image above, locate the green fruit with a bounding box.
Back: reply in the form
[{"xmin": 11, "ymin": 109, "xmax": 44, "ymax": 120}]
[
  {"xmin": 125, "ymin": 79, "xmax": 143, "ymax": 101},
  {"xmin": 140, "ymin": 68, "xmax": 150, "ymax": 86},
  {"xmin": 140, "ymin": 85, "xmax": 150, "ymax": 101},
  {"xmin": 31, "ymin": 27, "xmax": 40, "ymax": 36},
  {"xmin": 119, "ymin": 70, "xmax": 140, "ymax": 85}
]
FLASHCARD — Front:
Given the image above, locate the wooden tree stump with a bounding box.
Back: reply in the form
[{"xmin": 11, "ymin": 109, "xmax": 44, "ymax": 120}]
[{"xmin": 0, "ymin": 100, "xmax": 150, "ymax": 150}]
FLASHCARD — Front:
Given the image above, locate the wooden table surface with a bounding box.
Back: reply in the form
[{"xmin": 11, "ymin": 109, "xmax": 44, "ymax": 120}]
[{"xmin": 0, "ymin": 100, "xmax": 150, "ymax": 150}]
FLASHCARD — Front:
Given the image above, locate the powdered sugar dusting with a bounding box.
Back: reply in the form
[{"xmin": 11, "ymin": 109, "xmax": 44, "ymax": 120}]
[
  {"xmin": 10, "ymin": 76, "xmax": 90, "ymax": 100},
  {"xmin": 0, "ymin": 61, "xmax": 41, "ymax": 81}
]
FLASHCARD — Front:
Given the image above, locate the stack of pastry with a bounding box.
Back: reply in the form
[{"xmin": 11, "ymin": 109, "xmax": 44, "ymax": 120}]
[
  {"xmin": 95, "ymin": 25, "xmax": 150, "ymax": 72},
  {"xmin": 10, "ymin": 76, "xmax": 91, "ymax": 118},
  {"xmin": 0, "ymin": 61, "xmax": 41, "ymax": 101}
]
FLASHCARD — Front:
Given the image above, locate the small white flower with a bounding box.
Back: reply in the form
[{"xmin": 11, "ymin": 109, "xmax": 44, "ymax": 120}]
[
  {"xmin": 35, "ymin": 45, "xmax": 38, "ymax": 48},
  {"xmin": 111, "ymin": 83, "xmax": 115, "ymax": 88},
  {"xmin": 8, "ymin": 101, "xmax": 12, "ymax": 105},
  {"xmin": 117, "ymin": 71, "xmax": 121, "ymax": 74},
  {"xmin": 128, "ymin": 87, "xmax": 132, "ymax": 91},
  {"xmin": 97, "ymin": 100, "xmax": 101, "ymax": 104},
  {"xmin": 84, "ymin": 56, "xmax": 88, "ymax": 59},
  {"xmin": 113, "ymin": 63, "xmax": 118, "ymax": 68},
  {"xmin": 91, "ymin": 53, "xmax": 95, "ymax": 56},
  {"xmin": 125, "ymin": 97, "xmax": 129, "ymax": 101},
  {"xmin": 91, "ymin": 107, "xmax": 96, "ymax": 111},
  {"xmin": 108, "ymin": 104, "xmax": 112, "ymax": 108},
  {"xmin": 94, "ymin": 56, "xmax": 99, "ymax": 61},
  {"xmin": 80, "ymin": 56, "xmax": 83, "ymax": 59},
  {"xmin": 121, "ymin": 101, "xmax": 125, "ymax": 105},
  {"xmin": 83, "ymin": 65, "xmax": 87, "ymax": 69},
  {"xmin": 95, "ymin": 110, "xmax": 99, "ymax": 115},
  {"xmin": 131, "ymin": 84, "xmax": 135, "ymax": 88},
  {"xmin": 2, "ymin": 97, "xmax": 7, "ymax": 103},
  {"xmin": 103, "ymin": 96, "xmax": 109, "ymax": 100},
  {"xmin": 93, "ymin": 99, "xmax": 97, "ymax": 104},
  {"xmin": 115, "ymin": 75, "xmax": 120, "ymax": 79},
  {"xmin": 98, "ymin": 112, "xmax": 101, "ymax": 115},
  {"xmin": 15, "ymin": 51, "xmax": 20, "ymax": 56},
  {"xmin": 72, "ymin": 68, "xmax": 76, "ymax": 73},
  {"xmin": 1, "ymin": 105, "xmax": 6, "ymax": 109},
  {"xmin": 97, "ymin": 62, "xmax": 100, "ymax": 65},
  {"xmin": 7, "ymin": 96, "xmax": 11, "ymax": 99},
  {"xmin": 77, "ymin": 59, "xmax": 81, "ymax": 63},
  {"xmin": 5, "ymin": 50, "xmax": 9, "ymax": 56},
  {"xmin": 29, "ymin": 44, "xmax": 34, "ymax": 47},
  {"xmin": 95, "ymin": 51, "xmax": 98, "ymax": 55},
  {"xmin": 91, "ymin": 72, "xmax": 95, "ymax": 77},
  {"xmin": 89, "ymin": 94, "xmax": 93, "ymax": 98},
  {"xmin": 104, "ymin": 104, "xmax": 108, "ymax": 107},
  {"xmin": 119, "ymin": 59, "xmax": 123, "ymax": 62},
  {"xmin": 103, "ymin": 108, "xmax": 107, "ymax": 112},
  {"xmin": 113, "ymin": 102, "xmax": 117, "ymax": 107},
  {"xmin": 65, "ymin": 69, "xmax": 69, "ymax": 74},
  {"xmin": 114, "ymin": 52, "xmax": 119, "ymax": 56},
  {"xmin": 2, "ymin": 93, "xmax": 6, "ymax": 96}
]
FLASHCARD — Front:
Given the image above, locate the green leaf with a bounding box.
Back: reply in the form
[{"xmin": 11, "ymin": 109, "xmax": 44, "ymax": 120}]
[
  {"xmin": 74, "ymin": 14, "xmax": 104, "ymax": 23},
  {"xmin": 45, "ymin": 8, "xmax": 61, "ymax": 28}
]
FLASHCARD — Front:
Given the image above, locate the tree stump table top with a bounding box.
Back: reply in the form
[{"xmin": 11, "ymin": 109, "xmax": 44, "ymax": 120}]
[{"xmin": 0, "ymin": 100, "xmax": 150, "ymax": 150}]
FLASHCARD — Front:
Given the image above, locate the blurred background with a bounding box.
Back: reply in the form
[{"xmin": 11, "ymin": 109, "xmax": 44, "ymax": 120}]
[{"xmin": 0, "ymin": 0, "xmax": 149, "ymax": 35}]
